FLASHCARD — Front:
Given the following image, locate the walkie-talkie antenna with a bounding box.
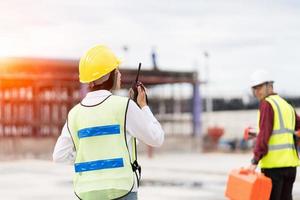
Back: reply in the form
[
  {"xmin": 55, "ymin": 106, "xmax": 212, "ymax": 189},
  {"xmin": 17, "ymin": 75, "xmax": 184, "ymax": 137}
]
[
  {"xmin": 131, "ymin": 62, "xmax": 148, "ymax": 105},
  {"xmin": 135, "ymin": 63, "xmax": 142, "ymax": 83}
]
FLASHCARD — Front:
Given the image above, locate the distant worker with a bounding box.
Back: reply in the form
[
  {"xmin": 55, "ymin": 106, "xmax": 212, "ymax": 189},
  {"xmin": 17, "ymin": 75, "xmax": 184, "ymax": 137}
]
[
  {"xmin": 53, "ymin": 45, "xmax": 164, "ymax": 200},
  {"xmin": 248, "ymin": 69, "xmax": 300, "ymax": 200}
]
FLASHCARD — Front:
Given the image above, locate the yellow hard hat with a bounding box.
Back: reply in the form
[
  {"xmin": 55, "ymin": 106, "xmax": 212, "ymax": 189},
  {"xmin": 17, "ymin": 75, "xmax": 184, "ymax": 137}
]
[{"xmin": 79, "ymin": 45, "xmax": 121, "ymax": 83}]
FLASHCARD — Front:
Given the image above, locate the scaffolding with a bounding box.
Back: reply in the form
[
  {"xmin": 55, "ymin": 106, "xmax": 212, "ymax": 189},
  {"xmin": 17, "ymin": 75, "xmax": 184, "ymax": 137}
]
[{"xmin": 0, "ymin": 58, "xmax": 201, "ymax": 155}]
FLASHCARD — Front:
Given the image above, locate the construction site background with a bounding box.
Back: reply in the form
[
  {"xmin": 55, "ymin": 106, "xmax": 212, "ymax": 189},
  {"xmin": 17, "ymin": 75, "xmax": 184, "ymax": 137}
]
[
  {"xmin": 1, "ymin": 108, "xmax": 299, "ymax": 160},
  {"xmin": 1, "ymin": 59, "xmax": 300, "ymax": 200}
]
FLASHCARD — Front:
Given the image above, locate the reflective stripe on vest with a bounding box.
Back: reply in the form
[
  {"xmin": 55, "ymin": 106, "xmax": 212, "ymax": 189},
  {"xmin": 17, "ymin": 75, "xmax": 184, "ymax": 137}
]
[
  {"xmin": 75, "ymin": 124, "xmax": 123, "ymax": 173},
  {"xmin": 268, "ymin": 143, "xmax": 295, "ymax": 151},
  {"xmin": 78, "ymin": 124, "xmax": 120, "ymax": 138},
  {"xmin": 268, "ymin": 98, "xmax": 294, "ymax": 151},
  {"xmin": 272, "ymin": 128, "xmax": 295, "ymax": 135},
  {"xmin": 75, "ymin": 158, "xmax": 124, "ymax": 173},
  {"xmin": 67, "ymin": 95, "xmax": 135, "ymax": 200},
  {"xmin": 259, "ymin": 95, "xmax": 299, "ymax": 168}
]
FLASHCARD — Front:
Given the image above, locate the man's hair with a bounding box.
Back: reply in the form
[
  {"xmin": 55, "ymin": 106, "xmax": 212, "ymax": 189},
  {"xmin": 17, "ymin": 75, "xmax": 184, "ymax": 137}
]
[{"xmin": 89, "ymin": 69, "xmax": 116, "ymax": 91}]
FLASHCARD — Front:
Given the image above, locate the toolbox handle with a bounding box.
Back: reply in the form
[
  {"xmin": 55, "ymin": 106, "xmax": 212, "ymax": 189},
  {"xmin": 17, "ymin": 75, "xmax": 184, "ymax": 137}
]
[
  {"xmin": 239, "ymin": 168, "xmax": 266, "ymax": 177},
  {"xmin": 239, "ymin": 168, "xmax": 255, "ymax": 175}
]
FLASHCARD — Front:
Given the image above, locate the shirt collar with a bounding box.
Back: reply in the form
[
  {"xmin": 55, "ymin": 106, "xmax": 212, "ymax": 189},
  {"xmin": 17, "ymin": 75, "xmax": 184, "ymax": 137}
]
[
  {"xmin": 85, "ymin": 90, "xmax": 112, "ymax": 98},
  {"xmin": 81, "ymin": 90, "xmax": 112, "ymax": 106}
]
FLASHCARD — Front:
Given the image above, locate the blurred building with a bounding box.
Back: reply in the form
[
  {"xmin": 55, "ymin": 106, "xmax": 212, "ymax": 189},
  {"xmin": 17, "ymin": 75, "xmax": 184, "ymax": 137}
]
[{"xmin": 0, "ymin": 58, "xmax": 200, "ymax": 156}]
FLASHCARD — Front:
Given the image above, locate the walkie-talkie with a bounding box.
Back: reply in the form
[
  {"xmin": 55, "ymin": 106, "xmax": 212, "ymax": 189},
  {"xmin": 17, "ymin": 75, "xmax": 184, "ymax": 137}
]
[{"xmin": 131, "ymin": 62, "xmax": 148, "ymax": 105}]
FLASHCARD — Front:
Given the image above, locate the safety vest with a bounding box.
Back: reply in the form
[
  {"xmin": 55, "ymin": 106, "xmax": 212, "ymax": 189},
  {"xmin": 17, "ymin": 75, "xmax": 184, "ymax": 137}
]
[
  {"xmin": 258, "ymin": 95, "xmax": 300, "ymax": 168},
  {"xmin": 67, "ymin": 95, "xmax": 139, "ymax": 200}
]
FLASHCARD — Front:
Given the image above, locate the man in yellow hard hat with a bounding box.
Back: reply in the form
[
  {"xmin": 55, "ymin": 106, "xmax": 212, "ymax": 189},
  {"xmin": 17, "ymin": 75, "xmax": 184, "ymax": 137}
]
[
  {"xmin": 53, "ymin": 45, "xmax": 165, "ymax": 200},
  {"xmin": 248, "ymin": 69, "xmax": 300, "ymax": 200}
]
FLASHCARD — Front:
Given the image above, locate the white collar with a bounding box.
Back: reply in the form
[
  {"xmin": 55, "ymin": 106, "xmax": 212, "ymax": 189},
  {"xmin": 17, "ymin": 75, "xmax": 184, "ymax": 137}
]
[
  {"xmin": 81, "ymin": 90, "xmax": 112, "ymax": 106},
  {"xmin": 85, "ymin": 90, "xmax": 112, "ymax": 98}
]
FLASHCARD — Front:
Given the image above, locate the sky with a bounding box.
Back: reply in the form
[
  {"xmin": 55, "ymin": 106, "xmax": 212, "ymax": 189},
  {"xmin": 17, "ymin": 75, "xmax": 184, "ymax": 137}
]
[{"xmin": 0, "ymin": 0, "xmax": 300, "ymax": 97}]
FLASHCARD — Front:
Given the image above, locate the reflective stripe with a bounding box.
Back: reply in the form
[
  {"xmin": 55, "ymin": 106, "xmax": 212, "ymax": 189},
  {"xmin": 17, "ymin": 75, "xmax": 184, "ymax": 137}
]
[
  {"xmin": 272, "ymin": 128, "xmax": 295, "ymax": 135},
  {"xmin": 268, "ymin": 97, "xmax": 285, "ymax": 129},
  {"xmin": 269, "ymin": 143, "xmax": 295, "ymax": 151},
  {"xmin": 268, "ymin": 97, "xmax": 295, "ymax": 135},
  {"xmin": 75, "ymin": 158, "xmax": 124, "ymax": 173},
  {"xmin": 78, "ymin": 125, "xmax": 120, "ymax": 138}
]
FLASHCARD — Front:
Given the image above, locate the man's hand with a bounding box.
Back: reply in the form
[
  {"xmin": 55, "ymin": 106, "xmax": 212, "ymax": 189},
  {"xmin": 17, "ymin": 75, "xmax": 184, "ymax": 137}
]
[
  {"xmin": 137, "ymin": 85, "xmax": 147, "ymax": 108},
  {"xmin": 248, "ymin": 164, "xmax": 257, "ymax": 172},
  {"xmin": 128, "ymin": 85, "xmax": 148, "ymax": 108}
]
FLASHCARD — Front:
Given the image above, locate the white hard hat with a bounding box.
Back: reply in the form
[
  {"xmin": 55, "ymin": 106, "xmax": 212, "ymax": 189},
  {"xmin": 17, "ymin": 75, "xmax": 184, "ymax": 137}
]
[{"xmin": 250, "ymin": 69, "xmax": 274, "ymax": 88}]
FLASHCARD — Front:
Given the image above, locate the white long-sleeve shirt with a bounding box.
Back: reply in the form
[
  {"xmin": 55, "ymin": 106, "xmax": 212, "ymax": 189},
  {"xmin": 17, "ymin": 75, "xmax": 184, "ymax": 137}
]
[{"xmin": 53, "ymin": 90, "xmax": 165, "ymax": 191}]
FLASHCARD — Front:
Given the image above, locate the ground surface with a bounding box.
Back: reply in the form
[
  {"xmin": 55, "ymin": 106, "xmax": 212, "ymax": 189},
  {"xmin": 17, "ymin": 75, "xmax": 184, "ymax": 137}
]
[{"xmin": 1, "ymin": 152, "xmax": 300, "ymax": 200}]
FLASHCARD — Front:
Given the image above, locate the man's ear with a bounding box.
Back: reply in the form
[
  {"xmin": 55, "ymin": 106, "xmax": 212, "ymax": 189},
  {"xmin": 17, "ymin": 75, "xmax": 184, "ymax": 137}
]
[{"xmin": 111, "ymin": 71, "xmax": 118, "ymax": 91}]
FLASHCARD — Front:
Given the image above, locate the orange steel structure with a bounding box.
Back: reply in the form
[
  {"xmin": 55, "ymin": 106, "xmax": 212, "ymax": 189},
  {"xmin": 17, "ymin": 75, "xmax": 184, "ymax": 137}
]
[
  {"xmin": 0, "ymin": 58, "xmax": 80, "ymax": 137},
  {"xmin": 0, "ymin": 58, "xmax": 198, "ymax": 138}
]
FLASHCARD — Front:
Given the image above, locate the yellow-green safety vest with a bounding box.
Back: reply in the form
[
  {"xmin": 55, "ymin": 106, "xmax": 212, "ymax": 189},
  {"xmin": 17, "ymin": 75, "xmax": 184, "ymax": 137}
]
[
  {"xmin": 258, "ymin": 95, "xmax": 300, "ymax": 168},
  {"xmin": 67, "ymin": 95, "xmax": 139, "ymax": 200}
]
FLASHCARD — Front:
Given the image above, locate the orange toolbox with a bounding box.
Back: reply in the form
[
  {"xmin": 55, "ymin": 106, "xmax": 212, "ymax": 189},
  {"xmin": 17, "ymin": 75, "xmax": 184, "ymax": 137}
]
[{"xmin": 225, "ymin": 168, "xmax": 272, "ymax": 200}]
